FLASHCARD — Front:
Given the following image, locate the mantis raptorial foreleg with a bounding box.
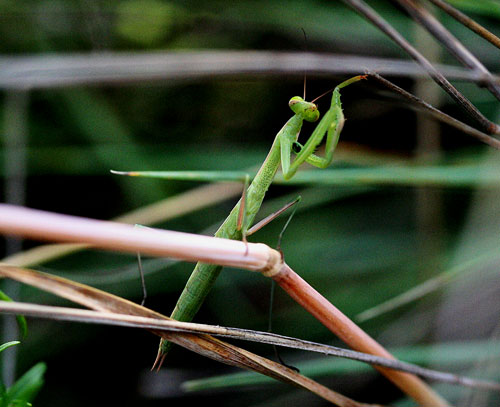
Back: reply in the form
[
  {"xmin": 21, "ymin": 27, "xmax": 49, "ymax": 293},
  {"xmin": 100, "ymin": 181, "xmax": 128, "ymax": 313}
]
[
  {"xmin": 262, "ymin": 195, "xmax": 302, "ymax": 370},
  {"xmin": 145, "ymin": 75, "xmax": 367, "ymax": 368}
]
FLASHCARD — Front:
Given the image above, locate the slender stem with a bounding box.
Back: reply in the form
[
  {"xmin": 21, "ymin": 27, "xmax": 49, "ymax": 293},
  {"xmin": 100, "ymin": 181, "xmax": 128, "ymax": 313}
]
[
  {"xmin": 367, "ymin": 72, "xmax": 500, "ymax": 150},
  {"xmin": 0, "ymin": 270, "xmax": 369, "ymax": 407},
  {"xmin": 1, "ymin": 182, "xmax": 243, "ymax": 268},
  {"xmin": 0, "ymin": 300, "xmax": 497, "ymax": 392},
  {"xmin": 426, "ymin": 0, "xmax": 500, "ymax": 49},
  {"xmin": 341, "ymin": 0, "xmax": 500, "ymax": 135},
  {"xmin": 0, "ymin": 204, "xmax": 281, "ymax": 275},
  {"xmin": 396, "ymin": 0, "xmax": 500, "ymax": 100},
  {"xmin": 1, "ymin": 51, "xmax": 499, "ymax": 90},
  {"xmin": 271, "ymin": 263, "xmax": 450, "ymax": 407}
]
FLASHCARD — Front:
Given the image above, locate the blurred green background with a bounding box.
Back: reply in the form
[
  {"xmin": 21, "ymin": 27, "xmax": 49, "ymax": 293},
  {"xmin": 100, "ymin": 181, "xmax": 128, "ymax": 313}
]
[{"xmin": 1, "ymin": 0, "xmax": 500, "ymax": 406}]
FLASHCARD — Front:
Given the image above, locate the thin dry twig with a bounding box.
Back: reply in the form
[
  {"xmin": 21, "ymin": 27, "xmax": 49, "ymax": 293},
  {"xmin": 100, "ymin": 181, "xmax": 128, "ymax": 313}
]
[
  {"xmin": 341, "ymin": 0, "xmax": 500, "ymax": 135},
  {"xmin": 366, "ymin": 71, "xmax": 500, "ymax": 149},
  {"xmin": 396, "ymin": 0, "xmax": 500, "ymax": 100},
  {"xmin": 0, "ymin": 299, "xmax": 497, "ymax": 392},
  {"xmin": 0, "ymin": 266, "xmax": 376, "ymax": 407},
  {"xmin": 0, "ymin": 51, "xmax": 498, "ymax": 90},
  {"xmin": 426, "ymin": 0, "xmax": 500, "ymax": 49}
]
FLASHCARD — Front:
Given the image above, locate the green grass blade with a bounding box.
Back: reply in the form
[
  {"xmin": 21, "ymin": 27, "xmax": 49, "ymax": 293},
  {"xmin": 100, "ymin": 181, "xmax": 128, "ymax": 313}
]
[
  {"xmin": 0, "ymin": 342, "xmax": 20, "ymax": 354},
  {"xmin": 447, "ymin": 0, "xmax": 500, "ymax": 18},
  {"xmin": 112, "ymin": 165, "xmax": 500, "ymax": 188},
  {"xmin": 357, "ymin": 249, "xmax": 500, "ymax": 322},
  {"xmin": 0, "ymin": 291, "xmax": 27, "ymax": 339},
  {"xmin": 111, "ymin": 170, "xmax": 252, "ymax": 182},
  {"xmin": 3, "ymin": 363, "xmax": 46, "ymax": 407},
  {"xmin": 276, "ymin": 165, "xmax": 500, "ymax": 187}
]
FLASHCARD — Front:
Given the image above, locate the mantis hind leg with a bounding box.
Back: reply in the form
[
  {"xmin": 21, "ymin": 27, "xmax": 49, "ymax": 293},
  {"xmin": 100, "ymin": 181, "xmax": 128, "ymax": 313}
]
[
  {"xmin": 134, "ymin": 224, "xmax": 149, "ymax": 306},
  {"xmin": 136, "ymin": 252, "xmax": 147, "ymax": 306},
  {"xmin": 246, "ymin": 196, "xmax": 301, "ymax": 241},
  {"xmin": 266, "ymin": 196, "xmax": 302, "ymax": 372},
  {"xmin": 237, "ymin": 174, "xmax": 251, "ymax": 242}
]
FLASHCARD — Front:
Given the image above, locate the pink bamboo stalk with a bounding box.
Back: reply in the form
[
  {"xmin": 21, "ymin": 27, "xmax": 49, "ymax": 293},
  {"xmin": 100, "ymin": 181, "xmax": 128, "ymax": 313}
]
[
  {"xmin": 0, "ymin": 204, "xmax": 280, "ymax": 274},
  {"xmin": 0, "ymin": 204, "xmax": 447, "ymax": 405},
  {"xmin": 270, "ymin": 264, "xmax": 449, "ymax": 406}
]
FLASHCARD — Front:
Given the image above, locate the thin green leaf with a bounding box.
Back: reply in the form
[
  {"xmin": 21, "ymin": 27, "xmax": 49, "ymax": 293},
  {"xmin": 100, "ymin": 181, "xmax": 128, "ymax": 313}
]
[
  {"xmin": 447, "ymin": 0, "xmax": 500, "ymax": 18},
  {"xmin": 356, "ymin": 249, "xmax": 500, "ymax": 322},
  {"xmin": 0, "ymin": 342, "xmax": 20, "ymax": 354},
  {"xmin": 111, "ymin": 169, "xmax": 251, "ymax": 182},
  {"xmin": 112, "ymin": 165, "xmax": 500, "ymax": 188},
  {"xmin": 0, "ymin": 291, "xmax": 27, "ymax": 339},
  {"xmin": 3, "ymin": 363, "xmax": 46, "ymax": 407}
]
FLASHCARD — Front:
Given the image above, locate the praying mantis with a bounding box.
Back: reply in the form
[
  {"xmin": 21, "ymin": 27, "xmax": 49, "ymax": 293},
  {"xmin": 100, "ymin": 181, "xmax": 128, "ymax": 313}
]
[{"xmin": 116, "ymin": 74, "xmax": 366, "ymax": 367}]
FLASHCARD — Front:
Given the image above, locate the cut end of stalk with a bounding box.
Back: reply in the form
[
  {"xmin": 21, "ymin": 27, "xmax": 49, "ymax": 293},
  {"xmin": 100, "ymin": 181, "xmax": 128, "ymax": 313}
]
[{"xmin": 110, "ymin": 170, "xmax": 140, "ymax": 177}]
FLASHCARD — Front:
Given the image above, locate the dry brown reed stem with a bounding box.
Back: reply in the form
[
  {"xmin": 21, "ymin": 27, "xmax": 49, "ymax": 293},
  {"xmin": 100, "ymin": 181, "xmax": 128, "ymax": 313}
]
[
  {"xmin": 0, "ymin": 266, "xmax": 380, "ymax": 407},
  {"xmin": 341, "ymin": 0, "xmax": 500, "ymax": 135},
  {"xmin": 0, "ymin": 204, "xmax": 448, "ymax": 405},
  {"xmin": 366, "ymin": 72, "xmax": 500, "ymax": 149},
  {"xmin": 426, "ymin": 0, "xmax": 500, "ymax": 49},
  {"xmin": 2, "ymin": 299, "xmax": 498, "ymax": 391},
  {"xmin": 396, "ymin": 0, "xmax": 500, "ymax": 100},
  {"xmin": 1, "ymin": 52, "xmax": 496, "ymax": 90}
]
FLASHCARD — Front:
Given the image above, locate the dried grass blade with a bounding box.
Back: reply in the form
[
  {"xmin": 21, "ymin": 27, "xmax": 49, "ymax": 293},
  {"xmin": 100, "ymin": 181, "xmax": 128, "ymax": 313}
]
[
  {"xmin": 396, "ymin": 0, "xmax": 500, "ymax": 100},
  {"xmin": 367, "ymin": 72, "xmax": 500, "ymax": 149},
  {"xmin": 1, "ymin": 300, "xmax": 498, "ymax": 392},
  {"xmin": 341, "ymin": 0, "xmax": 500, "ymax": 135},
  {"xmin": 0, "ymin": 265, "xmax": 380, "ymax": 407}
]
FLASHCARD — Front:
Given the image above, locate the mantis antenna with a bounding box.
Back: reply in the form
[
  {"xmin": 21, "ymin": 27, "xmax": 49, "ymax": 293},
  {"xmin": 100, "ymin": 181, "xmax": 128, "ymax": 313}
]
[
  {"xmin": 311, "ymin": 88, "xmax": 334, "ymax": 104},
  {"xmin": 301, "ymin": 27, "xmax": 308, "ymax": 100}
]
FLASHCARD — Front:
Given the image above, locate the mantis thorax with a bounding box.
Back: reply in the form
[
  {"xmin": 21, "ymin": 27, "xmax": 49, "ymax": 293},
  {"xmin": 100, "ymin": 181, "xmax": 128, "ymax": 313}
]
[{"xmin": 288, "ymin": 97, "xmax": 320, "ymax": 123}]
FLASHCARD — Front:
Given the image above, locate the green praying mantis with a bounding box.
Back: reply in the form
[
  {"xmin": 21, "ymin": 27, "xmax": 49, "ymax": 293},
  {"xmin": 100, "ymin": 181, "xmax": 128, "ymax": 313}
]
[{"xmin": 114, "ymin": 74, "xmax": 366, "ymax": 367}]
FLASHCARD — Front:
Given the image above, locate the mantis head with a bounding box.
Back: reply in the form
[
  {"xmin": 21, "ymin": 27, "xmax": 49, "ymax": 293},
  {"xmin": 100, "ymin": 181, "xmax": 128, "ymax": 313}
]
[{"xmin": 288, "ymin": 97, "xmax": 320, "ymax": 122}]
